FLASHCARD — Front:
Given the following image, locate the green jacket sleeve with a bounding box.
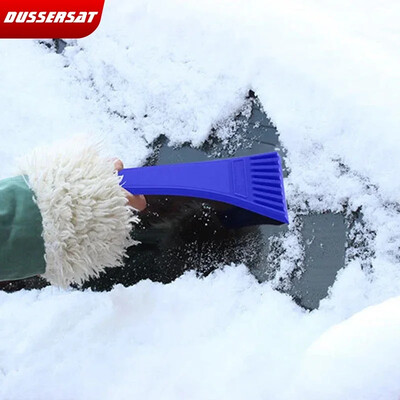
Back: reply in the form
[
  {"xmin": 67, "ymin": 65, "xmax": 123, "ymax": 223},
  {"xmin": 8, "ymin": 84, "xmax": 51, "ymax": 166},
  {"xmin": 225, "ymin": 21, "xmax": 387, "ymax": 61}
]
[{"xmin": 0, "ymin": 176, "xmax": 46, "ymax": 281}]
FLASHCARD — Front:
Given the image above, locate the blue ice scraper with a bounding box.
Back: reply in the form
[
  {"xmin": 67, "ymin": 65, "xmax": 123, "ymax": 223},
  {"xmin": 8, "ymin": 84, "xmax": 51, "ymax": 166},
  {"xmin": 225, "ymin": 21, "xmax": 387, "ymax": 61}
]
[{"xmin": 119, "ymin": 152, "xmax": 289, "ymax": 225}]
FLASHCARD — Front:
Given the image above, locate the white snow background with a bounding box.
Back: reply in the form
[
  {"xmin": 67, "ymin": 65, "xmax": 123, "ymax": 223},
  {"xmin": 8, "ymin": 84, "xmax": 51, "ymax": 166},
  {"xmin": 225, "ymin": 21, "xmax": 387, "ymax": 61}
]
[{"xmin": 1, "ymin": 0, "xmax": 400, "ymax": 398}]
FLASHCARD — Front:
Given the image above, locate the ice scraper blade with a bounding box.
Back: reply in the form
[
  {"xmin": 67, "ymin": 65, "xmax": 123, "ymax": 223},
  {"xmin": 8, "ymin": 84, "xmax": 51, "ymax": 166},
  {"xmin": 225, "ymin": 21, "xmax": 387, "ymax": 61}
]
[{"xmin": 119, "ymin": 152, "xmax": 289, "ymax": 224}]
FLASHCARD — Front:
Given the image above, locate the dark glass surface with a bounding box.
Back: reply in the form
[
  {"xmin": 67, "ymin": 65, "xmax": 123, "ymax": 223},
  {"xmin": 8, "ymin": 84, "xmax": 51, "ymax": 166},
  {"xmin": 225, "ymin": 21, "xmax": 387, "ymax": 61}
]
[{"xmin": 0, "ymin": 93, "xmax": 348, "ymax": 310}]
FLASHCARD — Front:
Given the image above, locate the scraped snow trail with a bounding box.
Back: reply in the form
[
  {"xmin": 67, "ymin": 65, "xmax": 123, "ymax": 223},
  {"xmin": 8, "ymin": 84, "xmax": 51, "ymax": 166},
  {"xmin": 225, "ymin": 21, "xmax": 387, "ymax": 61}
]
[{"xmin": 0, "ymin": 0, "xmax": 400, "ymax": 398}]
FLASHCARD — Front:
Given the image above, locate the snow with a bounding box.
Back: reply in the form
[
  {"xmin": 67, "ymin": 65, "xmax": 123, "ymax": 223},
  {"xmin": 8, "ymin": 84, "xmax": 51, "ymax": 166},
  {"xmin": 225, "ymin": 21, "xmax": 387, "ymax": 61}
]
[
  {"xmin": 1, "ymin": 0, "xmax": 400, "ymax": 398},
  {"xmin": 293, "ymin": 295, "xmax": 400, "ymax": 400}
]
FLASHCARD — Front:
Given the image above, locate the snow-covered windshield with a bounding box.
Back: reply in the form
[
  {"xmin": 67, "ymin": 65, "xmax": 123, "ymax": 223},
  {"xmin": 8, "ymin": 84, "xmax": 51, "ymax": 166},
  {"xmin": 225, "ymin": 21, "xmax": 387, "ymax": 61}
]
[{"xmin": 1, "ymin": 0, "xmax": 400, "ymax": 398}]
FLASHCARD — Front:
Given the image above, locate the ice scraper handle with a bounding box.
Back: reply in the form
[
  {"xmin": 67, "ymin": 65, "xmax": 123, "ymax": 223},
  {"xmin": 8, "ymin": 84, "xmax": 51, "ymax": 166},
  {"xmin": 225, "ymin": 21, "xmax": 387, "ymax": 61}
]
[{"xmin": 118, "ymin": 152, "xmax": 289, "ymax": 224}]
